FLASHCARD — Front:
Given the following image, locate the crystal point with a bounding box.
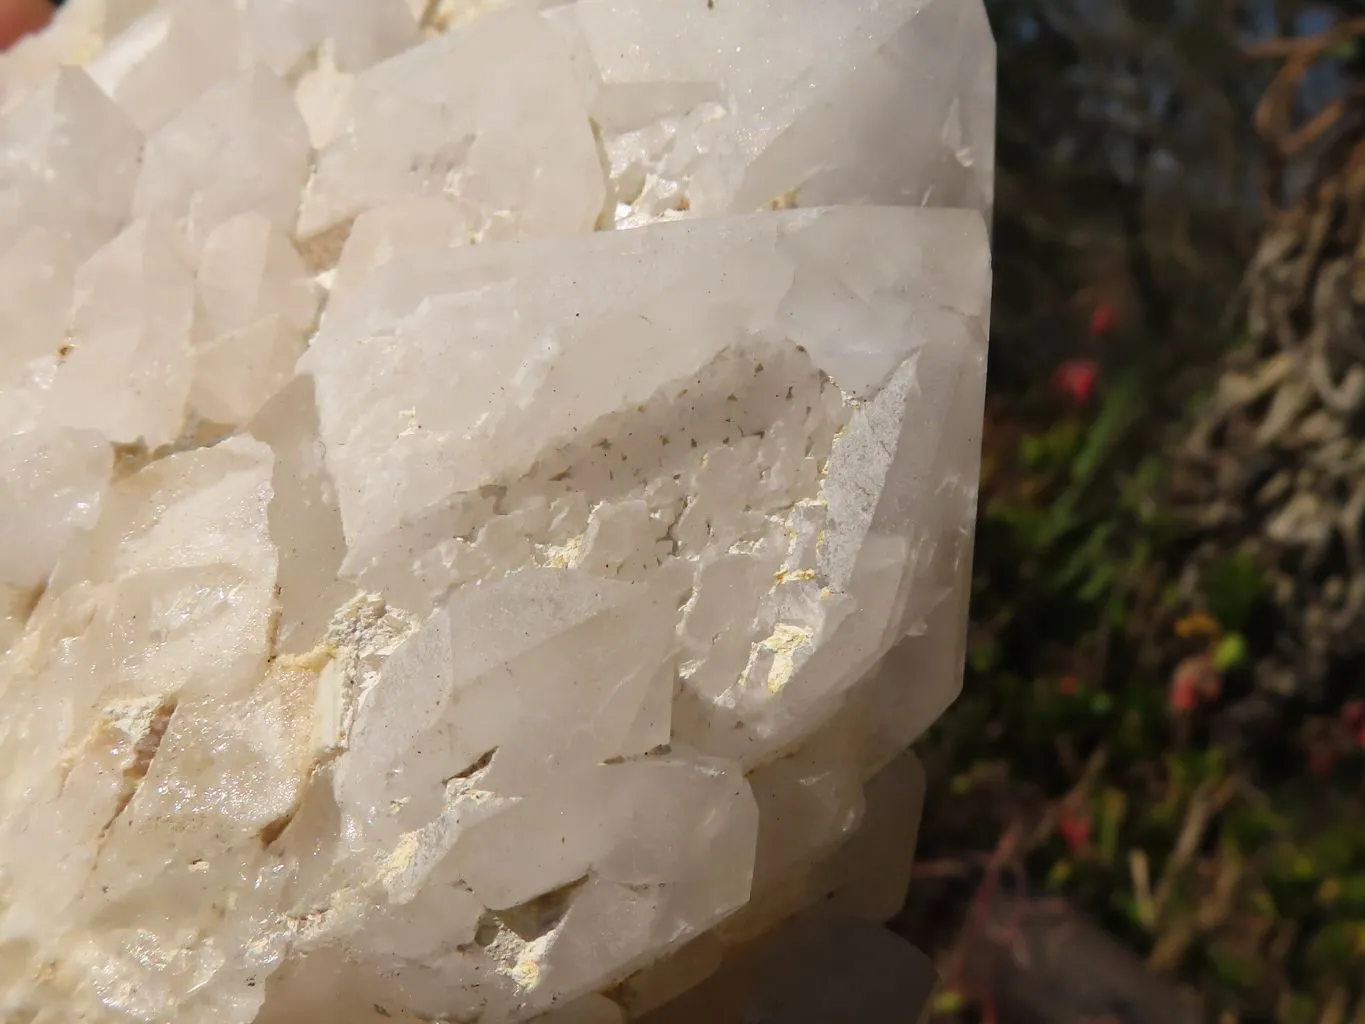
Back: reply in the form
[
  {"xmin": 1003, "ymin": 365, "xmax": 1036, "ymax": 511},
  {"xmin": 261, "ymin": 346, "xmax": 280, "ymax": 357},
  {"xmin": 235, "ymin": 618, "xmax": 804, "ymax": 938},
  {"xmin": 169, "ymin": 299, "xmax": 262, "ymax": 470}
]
[
  {"xmin": 87, "ymin": 0, "xmax": 256, "ymax": 133},
  {"xmin": 133, "ymin": 64, "xmax": 311, "ymax": 255},
  {"xmin": 45, "ymin": 215, "xmax": 198, "ymax": 448},
  {"xmin": 568, "ymin": 0, "xmax": 995, "ymax": 223},
  {"xmin": 296, "ymin": 6, "xmax": 605, "ymax": 241},
  {"xmin": 0, "ymin": 66, "xmax": 143, "ymax": 262},
  {"xmin": 246, "ymin": 0, "xmax": 421, "ymax": 77}
]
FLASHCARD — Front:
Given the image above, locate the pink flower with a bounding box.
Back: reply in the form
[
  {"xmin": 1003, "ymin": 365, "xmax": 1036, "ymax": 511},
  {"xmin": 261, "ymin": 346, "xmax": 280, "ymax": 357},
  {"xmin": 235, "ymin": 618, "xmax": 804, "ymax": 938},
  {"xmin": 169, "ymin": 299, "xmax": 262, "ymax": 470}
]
[
  {"xmin": 1170, "ymin": 678, "xmax": 1198, "ymax": 713},
  {"xmin": 1052, "ymin": 359, "xmax": 1099, "ymax": 405},
  {"xmin": 1058, "ymin": 810, "xmax": 1092, "ymax": 854},
  {"xmin": 1089, "ymin": 303, "xmax": 1116, "ymax": 337},
  {"xmin": 1170, "ymin": 655, "xmax": 1220, "ymax": 713}
]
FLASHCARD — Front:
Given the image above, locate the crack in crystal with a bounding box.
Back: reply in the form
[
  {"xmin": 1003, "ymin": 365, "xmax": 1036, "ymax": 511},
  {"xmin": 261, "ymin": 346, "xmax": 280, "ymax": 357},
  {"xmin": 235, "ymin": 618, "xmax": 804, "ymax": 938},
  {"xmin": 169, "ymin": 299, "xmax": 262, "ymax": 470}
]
[{"xmin": 100, "ymin": 697, "xmax": 177, "ymax": 836}]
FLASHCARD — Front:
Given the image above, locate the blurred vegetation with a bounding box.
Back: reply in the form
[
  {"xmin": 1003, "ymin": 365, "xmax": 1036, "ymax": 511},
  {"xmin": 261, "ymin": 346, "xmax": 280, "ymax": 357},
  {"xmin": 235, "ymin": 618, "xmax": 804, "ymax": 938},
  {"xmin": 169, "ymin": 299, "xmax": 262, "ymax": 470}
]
[{"xmin": 911, "ymin": 2, "xmax": 1365, "ymax": 1022}]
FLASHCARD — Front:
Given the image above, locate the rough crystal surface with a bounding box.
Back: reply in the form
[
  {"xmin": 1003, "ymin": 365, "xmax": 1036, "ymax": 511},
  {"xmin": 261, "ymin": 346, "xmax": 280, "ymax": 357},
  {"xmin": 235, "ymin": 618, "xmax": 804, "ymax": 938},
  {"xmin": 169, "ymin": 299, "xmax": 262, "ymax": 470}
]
[
  {"xmin": 554, "ymin": 0, "xmax": 994, "ymax": 225},
  {"xmin": 85, "ymin": 0, "xmax": 256, "ymax": 132},
  {"xmin": 296, "ymin": 7, "xmax": 606, "ymax": 242},
  {"xmin": 44, "ymin": 215, "xmax": 198, "ymax": 447},
  {"xmin": 0, "ymin": 0, "xmax": 994, "ymax": 1021},
  {"xmin": 133, "ymin": 64, "xmax": 312, "ymax": 255},
  {"xmin": 197, "ymin": 212, "xmax": 319, "ymax": 339},
  {"xmin": 0, "ymin": 66, "xmax": 142, "ymax": 262}
]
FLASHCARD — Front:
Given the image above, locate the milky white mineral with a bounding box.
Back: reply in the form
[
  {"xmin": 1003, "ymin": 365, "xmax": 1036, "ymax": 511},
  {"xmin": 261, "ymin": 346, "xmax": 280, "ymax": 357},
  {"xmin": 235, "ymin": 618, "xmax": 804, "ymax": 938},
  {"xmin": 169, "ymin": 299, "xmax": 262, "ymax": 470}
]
[{"xmin": 0, "ymin": 0, "xmax": 994, "ymax": 1021}]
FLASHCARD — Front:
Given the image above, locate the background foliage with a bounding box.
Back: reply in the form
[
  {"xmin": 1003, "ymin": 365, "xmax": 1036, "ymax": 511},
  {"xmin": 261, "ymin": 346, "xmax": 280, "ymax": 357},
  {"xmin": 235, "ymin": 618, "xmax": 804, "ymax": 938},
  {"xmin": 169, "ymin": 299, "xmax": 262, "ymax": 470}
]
[{"xmin": 909, "ymin": 3, "xmax": 1365, "ymax": 1021}]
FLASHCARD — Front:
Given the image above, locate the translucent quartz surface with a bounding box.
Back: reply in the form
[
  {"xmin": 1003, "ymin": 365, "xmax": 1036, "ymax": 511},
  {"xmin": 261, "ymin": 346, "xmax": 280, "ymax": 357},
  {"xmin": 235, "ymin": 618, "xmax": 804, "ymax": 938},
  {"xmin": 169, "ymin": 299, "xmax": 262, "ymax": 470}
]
[{"xmin": 0, "ymin": 0, "xmax": 994, "ymax": 1020}]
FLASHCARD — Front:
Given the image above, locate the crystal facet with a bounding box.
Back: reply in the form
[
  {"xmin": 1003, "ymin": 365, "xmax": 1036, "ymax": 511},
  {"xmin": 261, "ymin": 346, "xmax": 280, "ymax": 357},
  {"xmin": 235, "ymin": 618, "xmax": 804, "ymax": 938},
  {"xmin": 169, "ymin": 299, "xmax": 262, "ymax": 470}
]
[
  {"xmin": 0, "ymin": 0, "xmax": 994, "ymax": 1020},
  {"xmin": 0, "ymin": 66, "xmax": 143, "ymax": 262},
  {"xmin": 47, "ymin": 215, "xmax": 198, "ymax": 448},
  {"xmin": 133, "ymin": 64, "xmax": 312, "ymax": 255},
  {"xmin": 296, "ymin": 7, "xmax": 607, "ymax": 242}
]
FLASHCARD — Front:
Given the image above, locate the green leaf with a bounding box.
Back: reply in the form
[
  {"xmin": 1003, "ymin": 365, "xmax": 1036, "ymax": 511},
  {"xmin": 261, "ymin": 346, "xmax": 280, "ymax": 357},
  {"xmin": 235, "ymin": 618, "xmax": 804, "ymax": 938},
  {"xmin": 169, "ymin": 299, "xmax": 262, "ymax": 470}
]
[
  {"xmin": 1032, "ymin": 372, "xmax": 1144, "ymax": 550},
  {"xmin": 1310, "ymin": 830, "xmax": 1363, "ymax": 876},
  {"xmin": 969, "ymin": 636, "xmax": 1000, "ymax": 673},
  {"xmin": 1329, "ymin": 38, "xmax": 1361, "ymax": 62},
  {"xmin": 1207, "ymin": 948, "xmax": 1259, "ymax": 990},
  {"xmin": 1268, "ymin": 846, "xmax": 1318, "ymax": 884},
  {"xmin": 1338, "ymin": 876, "xmax": 1365, "ymax": 913},
  {"xmin": 1283, "ymin": 994, "xmax": 1318, "ymax": 1024},
  {"xmin": 932, "ymin": 990, "xmax": 966, "ymax": 1014},
  {"xmin": 1202, "ymin": 552, "xmax": 1264, "ymax": 632},
  {"xmin": 1306, "ymin": 922, "xmax": 1365, "ymax": 973},
  {"xmin": 1078, "ymin": 561, "xmax": 1117, "ymax": 603},
  {"xmin": 1051, "ymin": 522, "xmax": 1115, "ymax": 592},
  {"xmin": 1212, "ymin": 632, "xmax": 1248, "ymax": 672},
  {"xmin": 1250, "ymin": 888, "xmax": 1277, "ymax": 917},
  {"xmin": 1199, "ymin": 747, "xmax": 1227, "ymax": 781},
  {"xmin": 1098, "ymin": 788, "xmax": 1127, "ymax": 865},
  {"xmin": 1222, "ymin": 805, "xmax": 1284, "ymax": 850},
  {"xmin": 1069, "ymin": 370, "xmax": 1142, "ymax": 486},
  {"xmin": 1047, "ymin": 859, "xmax": 1073, "ymax": 888},
  {"xmin": 1110, "ymin": 891, "xmax": 1143, "ymax": 925}
]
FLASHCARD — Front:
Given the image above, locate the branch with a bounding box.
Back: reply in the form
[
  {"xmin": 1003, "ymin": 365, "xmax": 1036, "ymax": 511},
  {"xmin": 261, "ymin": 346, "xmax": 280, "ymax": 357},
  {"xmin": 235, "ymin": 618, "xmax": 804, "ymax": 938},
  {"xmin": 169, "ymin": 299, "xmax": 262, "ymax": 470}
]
[{"xmin": 1242, "ymin": 16, "xmax": 1365, "ymax": 60}]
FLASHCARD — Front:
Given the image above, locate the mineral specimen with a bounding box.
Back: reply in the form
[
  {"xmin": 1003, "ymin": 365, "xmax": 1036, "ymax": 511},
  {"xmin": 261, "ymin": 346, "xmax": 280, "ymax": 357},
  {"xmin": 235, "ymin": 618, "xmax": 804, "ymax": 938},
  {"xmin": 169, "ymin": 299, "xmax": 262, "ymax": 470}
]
[{"xmin": 0, "ymin": 0, "xmax": 994, "ymax": 1021}]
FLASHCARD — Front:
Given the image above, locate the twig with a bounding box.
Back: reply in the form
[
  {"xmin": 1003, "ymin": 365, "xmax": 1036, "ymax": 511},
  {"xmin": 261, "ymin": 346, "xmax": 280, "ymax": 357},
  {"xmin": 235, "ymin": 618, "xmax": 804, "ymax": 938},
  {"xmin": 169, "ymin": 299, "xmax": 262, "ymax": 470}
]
[
  {"xmin": 936, "ymin": 827, "xmax": 1024, "ymax": 1006},
  {"xmin": 1286, "ymin": 97, "xmax": 1347, "ymax": 157},
  {"xmin": 1151, "ymin": 776, "xmax": 1241, "ymax": 917},
  {"xmin": 1319, "ymin": 988, "xmax": 1350, "ymax": 1024},
  {"xmin": 1194, "ymin": 852, "xmax": 1243, "ymax": 931},
  {"xmin": 1256, "ymin": 51, "xmax": 1317, "ymax": 145},
  {"xmin": 913, "ymin": 859, "xmax": 977, "ymax": 881},
  {"xmin": 1028, "ymin": 746, "xmax": 1110, "ymax": 851},
  {"xmin": 1243, "ymin": 18, "xmax": 1365, "ymax": 60},
  {"xmin": 1147, "ymin": 916, "xmax": 1196, "ymax": 972},
  {"xmin": 1128, "ymin": 849, "xmax": 1157, "ymax": 930}
]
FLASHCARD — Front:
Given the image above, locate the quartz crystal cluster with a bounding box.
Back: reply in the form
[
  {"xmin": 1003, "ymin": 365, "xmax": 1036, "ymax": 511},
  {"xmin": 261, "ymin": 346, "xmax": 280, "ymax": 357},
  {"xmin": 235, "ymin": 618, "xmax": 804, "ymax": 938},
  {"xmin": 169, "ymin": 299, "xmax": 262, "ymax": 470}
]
[{"xmin": 0, "ymin": 0, "xmax": 994, "ymax": 1021}]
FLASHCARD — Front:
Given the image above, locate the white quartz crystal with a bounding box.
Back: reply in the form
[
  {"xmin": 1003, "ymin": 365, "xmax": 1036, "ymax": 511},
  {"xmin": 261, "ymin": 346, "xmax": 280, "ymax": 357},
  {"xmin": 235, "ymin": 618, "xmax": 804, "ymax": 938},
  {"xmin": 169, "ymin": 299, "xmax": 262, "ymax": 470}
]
[
  {"xmin": 190, "ymin": 313, "xmax": 308, "ymax": 426},
  {"xmin": 0, "ymin": 0, "xmax": 994, "ymax": 1021},
  {"xmin": 247, "ymin": 0, "xmax": 421, "ymax": 77},
  {"xmin": 0, "ymin": 426, "xmax": 112, "ymax": 587},
  {"xmin": 46, "ymin": 215, "xmax": 198, "ymax": 447},
  {"xmin": 296, "ymin": 6, "xmax": 607, "ymax": 242},
  {"xmin": 197, "ymin": 213, "xmax": 319, "ymax": 339},
  {"xmin": 86, "ymin": 0, "xmax": 256, "ymax": 132},
  {"xmin": 555, "ymin": 0, "xmax": 994, "ymax": 225},
  {"xmin": 0, "ymin": 67, "xmax": 142, "ymax": 262},
  {"xmin": 133, "ymin": 64, "xmax": 312, "ymax": 255},
  {"xmin": 330, "ymin": 196, "xmax": 474, "ymax": 301}
]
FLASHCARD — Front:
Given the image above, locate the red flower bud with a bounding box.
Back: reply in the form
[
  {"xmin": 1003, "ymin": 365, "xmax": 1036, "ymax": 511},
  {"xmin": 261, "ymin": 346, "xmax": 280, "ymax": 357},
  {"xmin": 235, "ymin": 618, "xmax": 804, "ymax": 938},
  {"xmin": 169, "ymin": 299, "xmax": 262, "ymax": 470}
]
[
  {"xmin": 1170, "ymin": 678, "xmax": 1198, "ymax": 712},
  {"xmin": 1052, "ymin": 359, "xmax": 1098, "ymax": 405},
  {"xmin": 1170, "ymin": 655, "xmax": 1219, "ymax": 713},
  {"xmin": 1058, "ymin": 810, "xmax": 1092, "ymax": 853},
  {"xmin": 1089, "ymin": 304, "xmax": 1116, "ymax": 337}
]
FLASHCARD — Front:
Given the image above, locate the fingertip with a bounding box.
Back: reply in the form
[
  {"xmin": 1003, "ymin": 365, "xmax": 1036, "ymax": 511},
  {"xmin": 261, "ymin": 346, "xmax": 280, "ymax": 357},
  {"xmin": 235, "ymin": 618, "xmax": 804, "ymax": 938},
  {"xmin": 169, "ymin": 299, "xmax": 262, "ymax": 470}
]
[{"xmin": 0, "ymin": 0, "xmax": 57, "ymax": 52}]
